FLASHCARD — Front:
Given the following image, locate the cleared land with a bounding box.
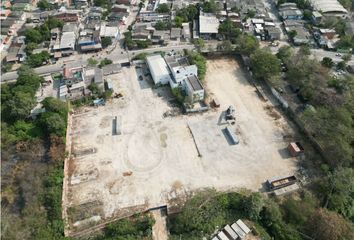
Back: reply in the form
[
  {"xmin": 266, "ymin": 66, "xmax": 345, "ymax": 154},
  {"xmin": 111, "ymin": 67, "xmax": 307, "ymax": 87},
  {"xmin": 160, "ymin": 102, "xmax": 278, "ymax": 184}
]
[{"xmin": 64, "ymin": 58, "xmax": 297, "ymax": 233}]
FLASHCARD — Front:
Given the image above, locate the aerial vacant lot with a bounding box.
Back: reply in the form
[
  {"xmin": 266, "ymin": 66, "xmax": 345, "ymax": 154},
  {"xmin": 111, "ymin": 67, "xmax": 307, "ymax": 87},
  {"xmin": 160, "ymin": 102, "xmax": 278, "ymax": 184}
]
[{"xmin": 64, "ymin": 58, "xmax": 297, "ymax": 234}]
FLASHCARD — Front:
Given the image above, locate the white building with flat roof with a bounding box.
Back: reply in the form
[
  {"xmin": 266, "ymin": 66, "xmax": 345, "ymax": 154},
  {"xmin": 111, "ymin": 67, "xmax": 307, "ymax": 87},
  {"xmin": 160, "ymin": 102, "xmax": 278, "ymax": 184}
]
[
  {"xmin": 146, "ymin": 54, "xmax": 172, "ymax": 85},
  {"xmin": 199, "ymin": 11, "xmax": 220, "ymax": 39}
]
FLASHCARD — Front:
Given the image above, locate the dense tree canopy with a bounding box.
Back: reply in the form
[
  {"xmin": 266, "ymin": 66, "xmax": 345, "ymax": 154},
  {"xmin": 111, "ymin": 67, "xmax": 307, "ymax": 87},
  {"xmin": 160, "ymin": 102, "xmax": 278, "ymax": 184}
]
[
  {"xmin": 218, "ymin": 19, "xmax": 241, "ymax": 41},
  {"xmin": 156, "ymin": 3, "xmax": 170, "ymax": 13},
  {"xmin": 101, "ymin": 37, "xmax": 113, "ymax": 48},
  {"xmin": 235, "ymin": 34, "xmax": 259, "ymax": 56},
  {"xmin": 250, "ymin": 48, "xmax": 280, "ymax": 83},
  {"xmin": 202, "ymin": 0, "xmax": 219, "ymax": 13},
  {"xmin": 176, "ymin": 5, "xmax": 198, "ymax": 22},
  {"xmin": 26, "ymin": 51, "xmax": 50, "ymax": 68},
  {"xmin": 305, "ymin": 209, "xmax": 354, "ymax": 240}
]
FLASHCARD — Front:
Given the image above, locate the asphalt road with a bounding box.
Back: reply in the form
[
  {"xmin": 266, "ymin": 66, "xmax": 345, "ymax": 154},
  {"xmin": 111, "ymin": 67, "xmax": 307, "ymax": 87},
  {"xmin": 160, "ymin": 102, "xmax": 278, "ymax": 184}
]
[
  {"xmin": 2, "ymin": 41, "xmax": 352, "ymax": 83},
  {"xmin": 1, "ymin": 44, "xmax": 195, "ymax": 83}
]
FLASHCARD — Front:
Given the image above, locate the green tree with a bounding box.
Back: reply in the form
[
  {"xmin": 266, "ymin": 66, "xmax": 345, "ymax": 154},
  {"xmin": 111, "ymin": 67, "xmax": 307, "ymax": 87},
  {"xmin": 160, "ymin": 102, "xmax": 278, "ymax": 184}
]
[
  {"xmin": 341, "ymin": 53, "xmax": 352, "ymax": 62},
  {"xmin": 337, "ymin": 35, "xmax": 354, "ymax": 50},
  {"xmin": 39, "ymin": 112, "xmax": 66, "ymax": 136},
  {"xmin": 99, "ymin": 58, "xmax": 113, "ymax": 68},
  {"xmin": 336, "ymin": 61, "xmax": 346, "ymax": 70},
  {"xmin": 242, "ymin": 192, "xmax": 264, "ymax": 221},
  {"xmin": 26, "ymin": 51, "xmax": 50, "ymax": 68},
  {"xmin": 156, "ymin": 3, "xmax": 170, "ymax": 13},
  {"xmin": 235, "ymin": 34, "xmax": 259, "ymax": 56},
  {"xmin": 218, "ymin": 40, "xmax": 233, "ymax": 52},
  {"xmin": 101, "ymin": 37, "xmax": 112, "ymax": 48},
  {"xmin": 321, "ymin": 57, "xmax": 334, "ymax": 68},
  {"xmin": 250, "ymin": 49, "xmax": 280, "ymax": 83},
  {"xmin": 174, "ymin": 16, "xmax": 183, "ymax": 28},
  {"xmin": 192, "ymin": 38, "xmax": 205, "ymax": 51},
  {"xmin": 176, "ymin": 5, "xmax": 198, "ymax": 22},
  {"xmin": 42, "ymin": 97, "xmax": 68, "ymax": 118},
  {"xmin": 25, "ymin": 42, "xmax": 38, "ymax": 54},
  {"xmin": 276, "ymin": 45, "xmax": 293, "ymax": 64},
  {"xmin": 301, "ymin": 107, "xmax": 353, "ymax": 167},
  {"xmin": 46, "ymin": 17, "xmax": 64, "ymax": 29},
  {"xmin": 154, "ymin": 20, "xmax": 171, "ymax": 30},
  {"xmin": 338, "ymin": 0, "xmax": 352, "ymax": 9},
  {"xmin": 94, "ymin": 0, "xmax": 110, "ymax": 7},
  {"xmin": 202, "ymin": 0, "xmax": 219, "ymax": 13},
  {"xmin": 298, "ymin": 45, "xmax": 311, "ymax": 56},
  {"xmin": 288, "ymin": 30, "xmax": 297, "ymax": 39},
  {"xmin": 171, "ymin": 87, "xmax": 185, "ymax": 103},
  {"xmin": 37, "ymin": 0, "xmax": 50, "ymax": 10},
  {"xmin": 25, "ymin": 28, "xmax": 42, "ymax": 44},
  {"xmin": 186, "ymin": 51, "xmax": 207, "ymax": 80},
  {"xmin": 2, "ymin": 91, "xmax": 36, "ymax": 122},
  {"xmin": 305, "ymin": 208, "xmax": 354, "ymax": 240},
  {"xmin": 87, "ymin": 58, "xmax": 98, "ymax": 66},
  {"xmin": 218, "ymin": 19, "xmax": 241, "ymax": 41},
  {"xmin": 320, "ymin": 168, "xmax": 354, "ymax": 220}
]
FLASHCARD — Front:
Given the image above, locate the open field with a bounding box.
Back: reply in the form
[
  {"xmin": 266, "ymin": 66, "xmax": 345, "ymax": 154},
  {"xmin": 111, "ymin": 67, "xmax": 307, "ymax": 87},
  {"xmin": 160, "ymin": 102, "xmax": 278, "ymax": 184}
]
[{"xmin": 64, "ymin": 58, "xmax": 298, "ymax": 234}]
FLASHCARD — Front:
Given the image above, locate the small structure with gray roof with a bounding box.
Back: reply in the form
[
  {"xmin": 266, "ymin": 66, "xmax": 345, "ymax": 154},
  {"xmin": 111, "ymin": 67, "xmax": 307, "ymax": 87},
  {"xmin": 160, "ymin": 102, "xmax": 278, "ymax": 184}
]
[{"xmin": 184, "ymin": 75, "xmax": 204, "ymax": 103}]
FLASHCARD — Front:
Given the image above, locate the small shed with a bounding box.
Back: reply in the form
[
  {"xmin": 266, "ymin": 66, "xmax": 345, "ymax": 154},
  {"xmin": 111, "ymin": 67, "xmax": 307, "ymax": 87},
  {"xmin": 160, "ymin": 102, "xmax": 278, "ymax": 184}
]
[
  {"xmin": 231, "ymin": 223, "xmax": 246, "ymax": 239},
  {"xmin": 223, "ymin": 224, "xmax": 238, "ymax": 240},
  {"xmin": 236, "ymin": 220, "xmax": 251, "ymax": 234},
  {"xmin": 287, "ymin": 142, "xmax": 304, "ymax": 157},
  {"xmin": 217, "ymin": 231, "xmax": 229, "ymax": 240}
]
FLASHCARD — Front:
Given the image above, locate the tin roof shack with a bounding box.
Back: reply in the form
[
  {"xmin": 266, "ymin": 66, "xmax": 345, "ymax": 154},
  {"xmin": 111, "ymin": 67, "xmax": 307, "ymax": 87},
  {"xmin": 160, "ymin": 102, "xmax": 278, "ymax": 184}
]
[
  {"xmin": 99, "ymin": 24, "xmax": 119, "ymax": 39},
  {"xmin": 236, "ymin": 220, "xmax": 251, "ymax": 234},
  {"xmin": 223, "ymin": 224, "xmax": 238, "ymax": 240},
  {"xmin": 58, "ymin": 32, "xmax": 76, "ymax": 55},
  {"xmin": 181, "ymin": 23, "xmax": 191, "ymax": 41},
  {"xmin": 284, "ymin": 20, "xmax": 313, "ymax": 45},
  {"xmin": 102, "ymin": 63, "xmax": 122, "ymax": 75},
  {"xmin": 312, "ymin": 11, "xmax": 322, "ymax": 24},
  {"xmin": 217, "ymin": 231, "xmax": 229, "ymax": 240},
  {"xmin": 230, "ymin": 222, "xmax": 246, "ymax": 239},
  {"xmin": 116, "ymin": 0, "xmax": 131, "ymax": 5},
  {"xmin": 278, "ymin": 3, "xmax": 303, "ymax": 20},
  {"xmin": 112, "ymin": 4, "xmax": 130, "ymax": 13},
  {"xmin": 267, "ymin": 175, "xmax": 297, "ymax": 190},
  {"xmin": 5, "ymin": 37, "xmax": 26, "ymax": 63},
  {"xmin": 265, "ymin": 26, "xmax": 281, "ymax": 40},
  {"xmin": 198, "ymin": 11, "xmax": 220, "ymax": 40},
  {"xmin": 108, "ymin": 12, "xmax": 128, "ymax": 23},
  {"xmin": 137, "ymin": 11, "xmax": 170, "ymax": 22},
  {"xmin": 151, "ymin": 30, "xmax": 169, "ymax": 45},
  {"xmin": 170, "ymin": 27, "xmax": 181, "ymax": 41},
  {"xmin": 85, "ymin": 67, "xmax": 104, "ymax": 90},
  {"xmin": 53, "ymin": 10, "xmax": 79, "ymax": 22},
  {"xmin": 287, "ymin": 142, "xmax": 304, "ymax": 157},
  {"xmin": 132, "ymin": 23, "xmax": 153, "ymax": 41}
]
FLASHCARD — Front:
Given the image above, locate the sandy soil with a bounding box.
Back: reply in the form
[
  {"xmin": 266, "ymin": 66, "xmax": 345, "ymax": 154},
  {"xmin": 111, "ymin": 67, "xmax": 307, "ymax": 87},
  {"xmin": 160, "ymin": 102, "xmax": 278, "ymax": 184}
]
[{"xmin": 65, "ymin": 58, "xmax": 298, "ymax": 233}]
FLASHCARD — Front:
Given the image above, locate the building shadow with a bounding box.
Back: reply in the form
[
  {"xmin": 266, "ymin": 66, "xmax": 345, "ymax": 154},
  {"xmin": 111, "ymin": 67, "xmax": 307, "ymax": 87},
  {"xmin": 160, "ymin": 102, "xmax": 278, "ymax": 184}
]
[{"xmin": 278, "ymin": 147, "xmax": 292, "ymax": 159}]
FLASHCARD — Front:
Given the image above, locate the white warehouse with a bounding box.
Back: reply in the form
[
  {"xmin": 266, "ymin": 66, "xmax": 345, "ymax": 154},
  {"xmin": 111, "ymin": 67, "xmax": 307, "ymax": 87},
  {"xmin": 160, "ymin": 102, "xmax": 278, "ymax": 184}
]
[{"xmin": 146, "ymin": 54, "xmax": 172, "ymax": 85}]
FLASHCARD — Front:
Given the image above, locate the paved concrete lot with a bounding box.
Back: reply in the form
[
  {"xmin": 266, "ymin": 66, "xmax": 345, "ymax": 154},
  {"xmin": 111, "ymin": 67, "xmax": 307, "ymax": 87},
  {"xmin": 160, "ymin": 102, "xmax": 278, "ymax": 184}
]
[{"xmin": 65, "ymin": 58, "xmax": 297, "ymax": 231}]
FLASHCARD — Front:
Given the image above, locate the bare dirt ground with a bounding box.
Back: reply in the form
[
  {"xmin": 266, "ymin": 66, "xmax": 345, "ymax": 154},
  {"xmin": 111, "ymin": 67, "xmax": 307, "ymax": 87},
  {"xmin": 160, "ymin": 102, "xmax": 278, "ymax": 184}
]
[
  {"xmin": 151, "ymin": 208, "xmax": 168, "ymax": 240},
  {"xmin": 64, "ymin": 58, "xmax": 298, "ymax": 234}
]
